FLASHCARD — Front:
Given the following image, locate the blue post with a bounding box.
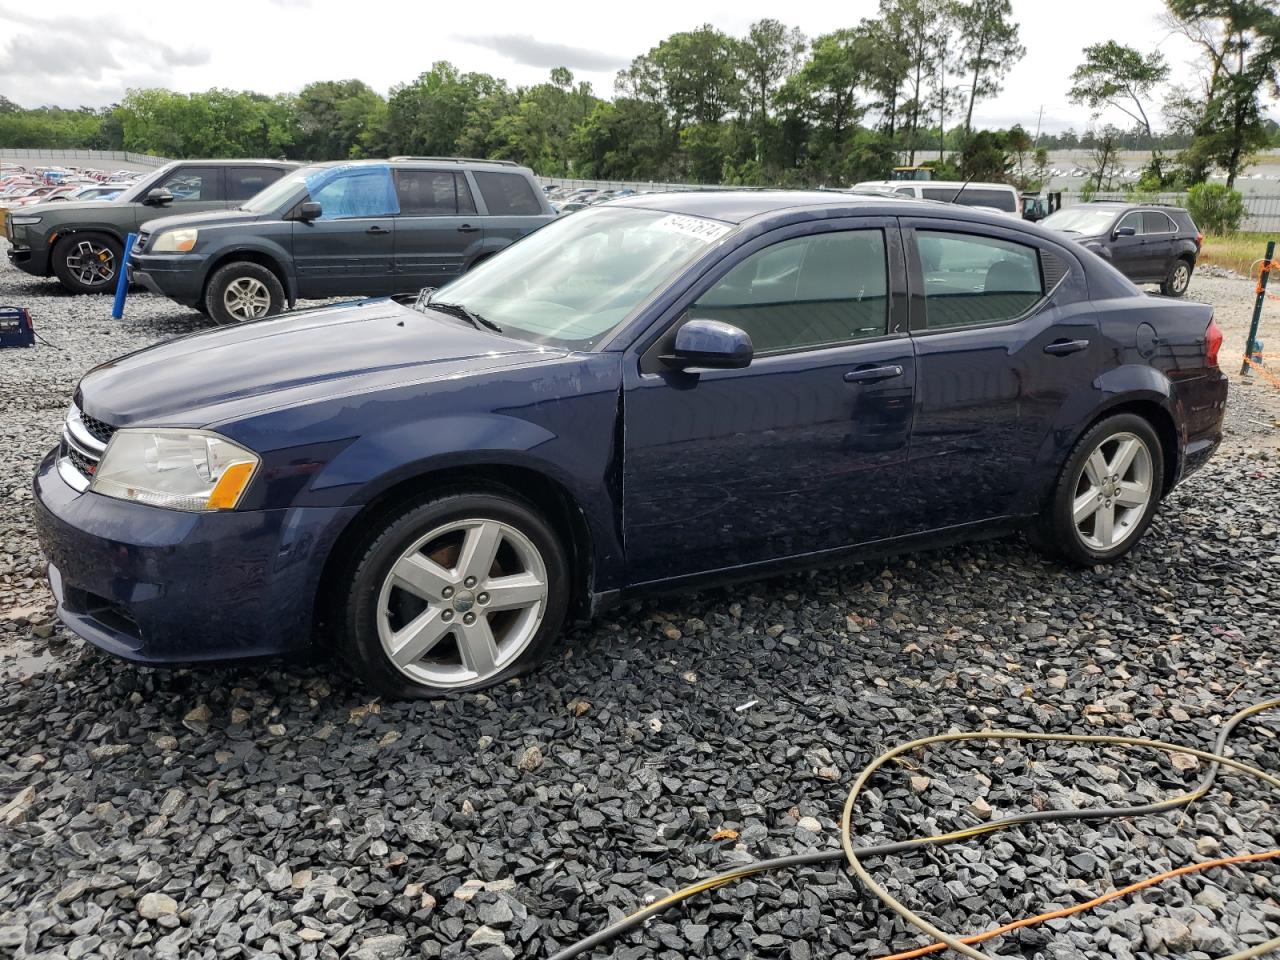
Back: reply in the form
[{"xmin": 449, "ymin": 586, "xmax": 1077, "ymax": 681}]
[{"xmin": 111, "ymin": 232, "xmax": 136, "ymax": 320}]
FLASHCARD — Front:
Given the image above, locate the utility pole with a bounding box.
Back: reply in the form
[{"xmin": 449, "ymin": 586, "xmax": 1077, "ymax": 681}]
[{"xmin": 1033, "ymin": 104, "xmax": 1043, "ymax": 148}]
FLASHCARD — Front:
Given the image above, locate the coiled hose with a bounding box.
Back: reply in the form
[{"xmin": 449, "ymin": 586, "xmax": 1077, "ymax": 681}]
[{"xmin": 549, "ymin": 698, "xmax": 1280, "ymax": 960}]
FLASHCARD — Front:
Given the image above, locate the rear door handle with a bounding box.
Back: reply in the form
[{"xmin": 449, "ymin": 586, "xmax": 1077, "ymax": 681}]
[
  {"xmin": 457, "ymin": 224, "xmax": 480, "ymax": 233},
  {"xmin": 843, "ymin": 364, "xmax": 904, "ymax": 384},
  {"xmin": 366, "ymin": 225, "xmax": 390, "ymax": 235},
  {"xmin": 1043, "ymin": 339, "xmax": 1090, "ymax": 356}
]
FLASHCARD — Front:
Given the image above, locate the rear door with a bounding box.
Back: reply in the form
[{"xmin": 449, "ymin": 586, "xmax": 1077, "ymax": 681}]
[
  {"xmin": 1141, "ymin": 210, "xmax": 1177, "ymax": 279},
  {"xmin": 291, "ymin": 166, "xmax": 395, "ymax": 298},
  {"xmin": 470, "ymin": 170, "xmax": 549, "ymax": 251},
  {"xmin": 392, "ymin": 169, "xmax": 484, "ymax": 291},
  {"xmin": 901, "ymin": 218, "xmax": 1098, "ymax": 531}
]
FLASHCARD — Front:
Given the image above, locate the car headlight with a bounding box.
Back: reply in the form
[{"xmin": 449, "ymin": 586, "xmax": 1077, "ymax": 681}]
[
  {"xmin": 9, "ymin": 216, "xmax": 41, "ymax": 225},
  {"xmin": 150, "ymin": 228, "xmax": 199, "ymax": 253},
  {"xmin": 90, "ymin": 429, "xmax": 259, "ymax": 511}
]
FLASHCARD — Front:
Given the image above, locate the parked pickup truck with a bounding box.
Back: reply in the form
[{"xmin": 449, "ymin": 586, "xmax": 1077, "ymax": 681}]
[{"xmin": 130, "ymin": 157, "xmax": 556, "ymax": 325}]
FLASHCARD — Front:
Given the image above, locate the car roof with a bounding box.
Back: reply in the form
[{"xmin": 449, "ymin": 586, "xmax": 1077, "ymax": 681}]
[{"xmin": 303, "ymin": 157, "xmax": 532, "ymax": 172}]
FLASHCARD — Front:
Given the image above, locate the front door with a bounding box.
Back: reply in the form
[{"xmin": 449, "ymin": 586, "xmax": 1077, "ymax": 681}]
[
  {"xmin": 392, "ymin": 169, "xmax": 485, "ymax": 292},
  {"xmin": 291, "ymin": 167, "xmax": 396, "ymax": 299},
  {"xmin": 622, "ymin": 220, "xmax": 915, "ymax": 584},
  {"xmin": 1109, "ymin": 210, "xmax": 1147, "ymax": 281},
  {"xmin": 900, "ymin": 219, "xmax": 1100, "ymax": 531}
]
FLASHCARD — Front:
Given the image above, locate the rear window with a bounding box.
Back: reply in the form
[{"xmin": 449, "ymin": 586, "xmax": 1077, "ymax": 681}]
[
  {"xmin": 473, "ymin": 171, "xmax": 543, "ymax": 216},
  {"xmin": 922, "ymin": 187, "xmax": 1017, "ymax": 213}
]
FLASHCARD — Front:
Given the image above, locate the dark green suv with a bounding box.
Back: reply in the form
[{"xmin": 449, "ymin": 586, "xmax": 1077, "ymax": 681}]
[{"xmin": 5, "ymin": 159, "xmax": 298, "ymax": 294}]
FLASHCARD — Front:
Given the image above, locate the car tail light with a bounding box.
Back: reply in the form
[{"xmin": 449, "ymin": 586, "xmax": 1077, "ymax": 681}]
[
  {"xmin": 1195, "ymin": 231, "xmax": 1203, "ymax": 250},
  {"xmin": 1205, "ymin": 315, "xmax": 1223, "ymax": 368}
]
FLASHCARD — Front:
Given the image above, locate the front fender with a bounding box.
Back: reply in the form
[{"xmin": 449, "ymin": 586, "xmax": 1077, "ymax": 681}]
[{"xmin": 204, "ymin": 239, "xmax": 297, "ymax": 302}]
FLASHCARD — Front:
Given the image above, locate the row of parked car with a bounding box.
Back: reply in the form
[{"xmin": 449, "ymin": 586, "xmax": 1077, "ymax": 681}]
[{"xmin": 5, "ymin": 156, "xmax": 1205, "ymax": 328}]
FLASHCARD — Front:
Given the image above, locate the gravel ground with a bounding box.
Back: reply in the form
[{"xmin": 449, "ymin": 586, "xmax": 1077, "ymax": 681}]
[{"xmin": 0, "ymin": 250, "xmax": 1278, "ymax": 960}]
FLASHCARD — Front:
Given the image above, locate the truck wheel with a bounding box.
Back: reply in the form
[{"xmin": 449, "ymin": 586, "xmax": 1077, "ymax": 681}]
[
  {"xmin": 336, "ymin": 491, "xmax": 571, "ymax": 699},
  {"xmin": 51, "ymin": 233, "xmax": 123, "ymax": 294},
  {"xmin": 1027, "ymin": 413, "xmax": 1164, "ymax": 566},
  {"xmin": 204, "ymin": 262, "xmax": 285, "ymax": 325},
  {"xmin": 1160, "ymin": 258, "xmax": 1193, "ymax": 297}
]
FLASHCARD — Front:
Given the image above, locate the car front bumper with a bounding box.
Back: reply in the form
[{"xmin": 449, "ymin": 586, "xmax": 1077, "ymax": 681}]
[
  {"xmin": 129, "ymin": 252, "xmax": 209, "ymax": 307},
  {"xmin": 6, "ymin": 243, "xmax": 47, "ymax": 277},
  {"xmin": 33, "ymin": 448, "xmax": 360, "ymax": 664}
]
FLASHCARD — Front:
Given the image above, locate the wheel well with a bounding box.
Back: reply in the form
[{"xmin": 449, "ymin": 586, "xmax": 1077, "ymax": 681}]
[
  {"xmin": 49, "ymin": 229, "xmax": 124, "ymax": 275},
  {"xmin": 312, "ymin": 464, "xmax": 593, "ymax": 641},
  {"xmin": 202, "ymin": 251, "xmax": 289, "ymax": 305},
  {"xmin": 1084, "ymin": 399, "xmax": 1179, "ymax": 495}
]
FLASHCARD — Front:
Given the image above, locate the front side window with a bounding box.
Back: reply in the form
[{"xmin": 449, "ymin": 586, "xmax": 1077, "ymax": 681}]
[
  {"xmin": 689, "ymin": 230, "xmax": 889, "ymax": 354},
  {"xmin": 306, "ymin": 165, "xmax": 399, "ymax": 220},
  {"xmin": 917, "ymin": 230, "xmax": 1044, "ymax": 329},
  {"xmin": 1116, "ymin": 212, "xmax": 1143, "ymax": 235},
  {"xmin": 473, "ymin": 171, "xmax": 542, "ymax": 215},
  {"xmin": 159, "ymin": 167, "xmax": 221, "ymax": 201}
]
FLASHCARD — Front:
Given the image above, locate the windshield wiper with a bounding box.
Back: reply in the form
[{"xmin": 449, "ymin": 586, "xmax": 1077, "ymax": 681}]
[{"xmin": 426, "ymin": 298, "xmax": 503, "ymax": 334}]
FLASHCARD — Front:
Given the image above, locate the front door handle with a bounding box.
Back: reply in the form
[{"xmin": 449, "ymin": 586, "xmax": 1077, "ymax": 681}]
[
  {"xmin": 366, "ymin": 225, "xmax": 390, "ymax": 235},
  {"xmin": 457, "ymin": 224, "xmax": 480, "ymax": 233},
  {"xmin": 843, "ymin": 364, "xmax": 904, "ymax": 384},
  {"xmin": 1043, "ymin": 339, "xmax": 1090, "ymax": 356}
]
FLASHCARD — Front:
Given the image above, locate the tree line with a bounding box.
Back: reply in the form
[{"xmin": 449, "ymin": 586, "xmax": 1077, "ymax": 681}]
[{"xmin": 1, "ymin": 0, "xmax": 1277, "ymax": 192}]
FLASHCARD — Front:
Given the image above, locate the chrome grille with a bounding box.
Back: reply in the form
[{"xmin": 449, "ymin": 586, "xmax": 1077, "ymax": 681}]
[{"xmin": 59, "ymin": 404, "xmax": 112, "ymax": 493}]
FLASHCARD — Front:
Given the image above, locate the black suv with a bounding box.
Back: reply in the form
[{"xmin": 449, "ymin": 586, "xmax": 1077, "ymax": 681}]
[
  {"xmin": 130, "ymin": 157, "xmax": 555, "ymax": 325},
  {"xmin": 6, "ymin": 160, "xmax": 298, "ymax": 294},
  {"xmin": 1040, "ymin": 201, "xmax": 1202, "ymax": 296}
]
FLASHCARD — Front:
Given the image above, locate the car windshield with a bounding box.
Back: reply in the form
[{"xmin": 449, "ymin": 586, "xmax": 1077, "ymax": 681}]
[
  {"xmin": 240, "ymin": 171, "xmax": 312, "ymax": 213},
  {"xmin": 425, "ymin": 206, "xmax": 734, "ymax": 349},
  {"xmin": 1042, "ymin": 207, "xmax": 1121, "ymax": 235}
]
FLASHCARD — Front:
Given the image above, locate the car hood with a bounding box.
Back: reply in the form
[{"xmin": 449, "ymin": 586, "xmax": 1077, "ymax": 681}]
[
  {"xmin": 14, "ymin": 199, "xmax": 120, "ymax": 216},
  {"xmin": 77, "ymin": 298, "xmax": 567, "ymax": 428},
  {"xmin": 140, "ymin": 208, "xmax": 262, "ymax": 234}
]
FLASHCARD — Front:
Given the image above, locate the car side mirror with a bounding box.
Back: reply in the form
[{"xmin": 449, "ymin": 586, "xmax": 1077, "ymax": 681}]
[
  {"xmin": 145, "ymin": 187, "xmax": 173, "ymax": 207},
  {"xmin": 662, "ymin": 318, "xmax": 753, "ymax": 371},
  {"xmin": 1114, "ymin": 225, "xmax": 1137, "ymax": 238},
  {"xmin": 296, "ymin": 201, "xmax": 322, "ymax": 222}
]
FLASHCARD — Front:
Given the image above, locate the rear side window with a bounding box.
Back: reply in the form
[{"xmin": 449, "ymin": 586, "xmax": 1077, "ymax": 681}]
[
  {"xmin": 227, "ymin": 167, "xmax": 283, "ymax": 202},
  {"xmin": 473, "ymin": 171, "xmax": 543, "ymax": 216},
  {"xmin": 1142, "ymin": 211, "xmax": 1175, "ymax": 234},
  {"xmin": 396, "ymin": 170, "xmax": 459, "ymax": 215},
  {"xmin": 917, "ymin": 231, "xmax": 1044, "ymax": 329},
  {"xmin": 691, "ymin": 230, "xmax": 889, "ymax": 354}
]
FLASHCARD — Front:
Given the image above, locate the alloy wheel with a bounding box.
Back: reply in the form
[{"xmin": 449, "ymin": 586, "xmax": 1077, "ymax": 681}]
[
  {"xmin": 1172, "ymin": 262, "xmax": 1190, "ymax": 294},
  {"xmin": 1071, "ymin": 431, "xmax": 1154, "ymax": 552},
  {"xmin": 65, "ymin": 240, "xmax": 115, "ymax": 287},
  {"xmin": 222, "ymin": 277, "xmax": 272, "ymax": 321},
  {"xmin": 375, "ymin": 518, "xmax": 549, "ymax": 688}
]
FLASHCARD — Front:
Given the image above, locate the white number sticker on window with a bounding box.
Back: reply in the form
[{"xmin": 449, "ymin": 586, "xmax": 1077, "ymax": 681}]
[{"xmin": 653, "ymin": 214, "xmax": 731, "ymax": 244}]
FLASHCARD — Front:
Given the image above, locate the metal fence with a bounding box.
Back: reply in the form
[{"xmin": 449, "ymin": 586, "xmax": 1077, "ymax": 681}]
[
  {"xmin": 1061, "ymin": 190, "xmax": 1280, "ymax": 234},
  {"xmin": 0, "ymin": 148, "xmax": 170, "ymax": 168}
]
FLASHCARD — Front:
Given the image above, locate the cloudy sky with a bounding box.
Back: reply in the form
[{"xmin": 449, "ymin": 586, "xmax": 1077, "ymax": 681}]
[{"xmin": 0, "ymin": 0, "xmax": 1275, "ymax": 132}]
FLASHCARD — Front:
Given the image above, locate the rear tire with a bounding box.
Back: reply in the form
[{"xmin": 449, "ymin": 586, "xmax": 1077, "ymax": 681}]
[
  {"xmin": 335, "ymin": 491, "xmax": 571, "ymax": 699},
  {"xmin": 51, "ymin": 232, "xmax": 122, "ymax": 294},
  {"xmin": 1028, "ymin": 413, "xmax": 1164, "ymax": 566},
  {"xmin": 1160, "ymin": 258, "xmax": 1193, "ymax": 297},
  {"xmin": 204, "ymin": 261, "xmax": 285, "ymax": 325}
]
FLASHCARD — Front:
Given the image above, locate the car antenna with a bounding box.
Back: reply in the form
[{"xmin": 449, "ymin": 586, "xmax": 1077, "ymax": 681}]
[{"xmin": 949, "ymin": 173, "xmax": 977, "ymax": 205}]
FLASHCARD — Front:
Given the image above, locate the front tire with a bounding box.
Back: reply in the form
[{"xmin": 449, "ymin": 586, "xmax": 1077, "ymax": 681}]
[
  {"xmin": 1029, "ymin": 413, "xmax": 1164, "ymax": 566},
  {"xmin": 1160, "ymin": 258, "xmax": 1193, "ymax": 297},
  {"xmin": 51, "ymin": 232, "xmax": 122, "ymax": 294},
  {"xmin": 204, "ymin": 261, "xmax": 285, "ymax": 325},
  {"xmin": 336, "ymin": 492, "xmax": 571, "ymax": 699}
]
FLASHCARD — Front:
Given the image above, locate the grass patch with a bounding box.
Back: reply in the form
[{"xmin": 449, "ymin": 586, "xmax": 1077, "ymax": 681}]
[{"xmin": 1199, "ymin": 232, "xmax": 1278, "ymax": 276}]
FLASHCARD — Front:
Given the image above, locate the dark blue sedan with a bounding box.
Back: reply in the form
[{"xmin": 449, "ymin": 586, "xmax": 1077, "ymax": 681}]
[{"xmin": 34, "ymin": 191, "xmax": 1228, "ymax": 697}]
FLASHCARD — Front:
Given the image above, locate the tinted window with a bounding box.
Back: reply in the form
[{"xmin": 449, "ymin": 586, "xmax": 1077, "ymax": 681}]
[
  {"xmin": 917, "ymin": 231, "xmax": 1043, "ymax": 329},
  {"xmin": 691, "ymin": 230, "xmax": 889, "ymax": 354},
  {"xmin": 921, "ymin": 187, "xmax": 1016, "ymax": 212},
  {"xmin": 158, "ymin": 166, "xmax": 220, "ymax": 201},
  {"xmin": 473, "ymin": 171, "xmax": 542, "ymax": 216},
  {"xmin": 457, "ymin": 174, "xmax": 477, "ymax": 215},
  {"xmin": 895, "ymin": 187, "xmax": 916, "ymax": 197},
  {"xmin": 1142, "ymin": 211, "xmax": 1175, "ymax": 234},
  {"xmin": 227, "ymin": 167, "xmax": 283, "ymax": 202},
  {"xmin": 396, "ymin": 170, "xmax": 458, "ymax": 215},
  {"xmin": 1117, "ymin": 212, "xmax": 1142, "ymax": 234}
]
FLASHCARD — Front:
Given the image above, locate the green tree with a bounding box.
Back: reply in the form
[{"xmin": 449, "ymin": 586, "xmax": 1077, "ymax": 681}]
[
  {"xmin": 737, "ymin": 19, "xmax": 806, "ymax": 128},
  {"xmin": 888, "ymin": 0, "xmax": 944, "ymax": 163},
  {"xmin": 1069, "ymin": 41, "xmax": 1169, "ymax": 179},
  {"xmin": 952, "ymin": 0, "xmax": 1025, "ymax": 137},
  {"xmin": 293, "ymin": 80, "xmax": 387, "ymax": 160},
  {"xmin": 386, "ymin": 62, "xmax": 509, "ymax": 157},
  {"xmin": 1163, "ymin": 0, "xmax": 1280, "ymax": 189},
  {"xmin": 1186, "ymin": 181, "xmax": 1246, "ymax": 233}
]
